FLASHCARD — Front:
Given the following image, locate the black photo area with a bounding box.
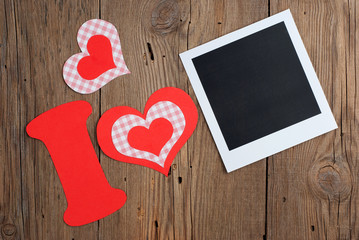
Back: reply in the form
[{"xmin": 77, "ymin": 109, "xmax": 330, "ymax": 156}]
[{"xmin": 192, "ymin": 22, "xmax": 321, "ymax": 150}]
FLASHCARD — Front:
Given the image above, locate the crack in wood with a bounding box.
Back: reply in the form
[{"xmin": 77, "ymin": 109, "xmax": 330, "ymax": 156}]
[{"xmin": 147, "ymin": 42, "xmax": 154, "ymax": 61}]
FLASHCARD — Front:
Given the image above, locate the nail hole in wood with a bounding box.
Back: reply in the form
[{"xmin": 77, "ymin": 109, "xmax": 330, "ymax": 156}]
[
  {"xmin": 155, "ymin": 220, "xmax": 159, "ymax": 228},
  {"xmin": 24, "ymin": 79, "xmax": 27, "ymax": 82},
  {"xmin": 178, "ymin": 177, "xmax": 182, "ymax": 184},
  {"xmin": 283, "ymin": 197, "xmax": 286, "ymax": 202},
  {"xmin": 4, "ymin": 65, "xmax": 7, "ymax": 69},
  {"xmin": 124, "ymin": 177, "xmax": 127, "ymax": 182},
  {"xmin": 143, "ymin": 52, "xmax": 148, "ymax": 66},
  {"xmin": 147, "ymin": 42, "xmax": 154, "ymax": 61},
  {"xmin": 190, "ymin": 165, "xmax": 192, "ymax": 169},
  {"xmin": 304, "ymin": 11, "xmax": 307, "ymax": 15},
  {"xmin": 311, "ymin": 225, "xmax": 315, "ymax": 231},
  {"xmin": 218, "ymin": 22, "xmax": 222, "ymax": 24}
]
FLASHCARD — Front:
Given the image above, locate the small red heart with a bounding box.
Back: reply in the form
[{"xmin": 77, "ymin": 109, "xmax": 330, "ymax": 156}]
[
  {"xmin": 97, "ymin": 87, "xmax": 198, "ymax": 176},
  {"xmin": 77, "ymin": 35, "xmax": 116, "ymax": 80},
  {"xmin": 128, "ymin": 118, "xmax": 173, "ymax": 156}
]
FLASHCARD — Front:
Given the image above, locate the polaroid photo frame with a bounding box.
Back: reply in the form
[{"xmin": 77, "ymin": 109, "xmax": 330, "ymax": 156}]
[{"xmin": 180, "ymin": 9, "xmax": 337, "ymax": 173}]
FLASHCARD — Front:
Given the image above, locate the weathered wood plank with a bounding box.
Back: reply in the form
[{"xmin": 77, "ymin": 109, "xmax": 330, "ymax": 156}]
[
  {"xmin": 99, "ymin": 0, "xmax": 190, "ymax": 239},
  {"xmin": 0, "ymin": 0, "xmax": 24, "ymax": 239},
  {"xmin": 2, "ymin": 0, "xmax": 358, "ymax": 239},
  {"xmin": 267, "ymin": 1, "xmax": 351, "ymax": 239},
  {"xmin": 187, "ymin": 1, "xmax": 268, "ymax": 239},
  {"xmin": 171, "ymin": 0, "xmax": 194, "ymax": 238},
  {"xmin": 14, "ymin": 0, "xmax": 101, "ymax": 239},
  {"xmin": 344, "ymin": 0, "xmax": 359, "ymax": 238}
]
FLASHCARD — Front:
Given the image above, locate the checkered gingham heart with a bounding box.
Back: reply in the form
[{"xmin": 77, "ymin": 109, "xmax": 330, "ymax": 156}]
[
  {"xmin": 63, "ymin": 19, "xmax": 130, "ymax": 94},
  {"xmin": 111, "ymin": 101, "xmax": 186, "ymax": 167}
]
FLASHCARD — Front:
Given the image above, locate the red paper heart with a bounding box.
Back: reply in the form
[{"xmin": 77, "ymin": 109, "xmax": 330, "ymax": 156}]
[
  {"xmin": 63, "ymin": 19, "xmax": 130, "ymax": 94},
  {"xmin": 77, "ymin": 35, "xmax": 116, "ymax": 80},
  {"xmin": 97, "ymin": 87, "xmax": 198, "ymax": 176},
  {"xmin": 128, "ymin": 118, "xmax": 173, "ymax": 156}
]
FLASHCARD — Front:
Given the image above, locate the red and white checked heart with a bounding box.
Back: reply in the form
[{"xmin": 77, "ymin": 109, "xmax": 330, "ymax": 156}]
[
  {"xmin": 63, "ymin": 19, "xmax": 129, "ymax": 94},
  {"xmin": 111, "ymin": 101, "xmax": 186, "ymax": 167}
]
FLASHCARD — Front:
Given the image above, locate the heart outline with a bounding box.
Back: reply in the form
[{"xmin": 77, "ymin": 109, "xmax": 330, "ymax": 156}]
[
  {"xmin": 63, "ymin": 19, "xmax": 130, "ymax": 94},
  {"xmin": 97, "ymin": 87, "xmax": 198, "ymax": 176},
  {"xmin": 111, "ymin": 101, "xmax": 186, "ymax": 167}
]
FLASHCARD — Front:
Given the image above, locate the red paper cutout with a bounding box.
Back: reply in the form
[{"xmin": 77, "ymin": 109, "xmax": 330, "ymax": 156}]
[
  {"xmin": 26, "ymin": 101, "xmax": 127, "ymax": 226},
  {"xmin": 77, "ymin": 35, "xmax": 116, "ymax": 80},
  {"xmin": 63, "ymin": 19, "xmax": 130, "ymax": 94},
  {"xmin": 128, "ymin": 118, "xmax": 173, "ymax": 156},
  {"xmin": 97, "ymin": 87, "xmax": 198, "ymax": 176}
]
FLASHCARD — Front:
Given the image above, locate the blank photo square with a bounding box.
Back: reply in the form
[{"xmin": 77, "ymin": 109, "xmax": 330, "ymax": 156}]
[
  {"xmin": 180, "ymin": 10, "xmax": 337, "ymax": 172},
  {"xmin": 192, "ymin": 22, "xmax": 321, "ymax": 150}
]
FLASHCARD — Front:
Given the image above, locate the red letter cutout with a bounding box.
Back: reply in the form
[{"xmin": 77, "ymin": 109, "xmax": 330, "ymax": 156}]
[{"xmin": 26, "ymin": 101, "xmax": 126, "ymax": 226}]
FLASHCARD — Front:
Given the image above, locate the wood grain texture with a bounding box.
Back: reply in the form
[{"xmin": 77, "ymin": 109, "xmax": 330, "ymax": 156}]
[
  {"xmin": 2, "ymin": 0, "xmax": 102, "ymax": 239},
  {"xmin": 267, "ymin": 0, "xmax": 355, "ymax": 239},
  {"xmin": 0, "ymin": 0, "xmax": 357, "ymax": 239},
  {"xmin": 187, "ymin": 1, "xmax": 267, "ymax": 239},
  {"xmin": 1, "ymin": 1, "xmax": 23, "ymax": 240}
]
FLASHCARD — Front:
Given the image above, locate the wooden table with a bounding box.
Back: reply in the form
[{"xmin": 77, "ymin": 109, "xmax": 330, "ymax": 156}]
[{"xmin": 1, "ymin": 0, "xmax": 357, "ymax": 239}]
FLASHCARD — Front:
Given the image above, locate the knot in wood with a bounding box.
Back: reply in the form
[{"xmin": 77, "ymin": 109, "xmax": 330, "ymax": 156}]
[
  {"xmin": 1, "ymin": 224, "xmax": 16, "ymax": 237},
  {"xmin": 137, "ymin": 207, "xmax": 145, "ymax": 220},
  {"xmin": 308, "ymin": 158, "xmax": 352, "ymax": 201},
  {"xmin": 151, "ymin": 0, "xmax": 180, "ymax": 35}
]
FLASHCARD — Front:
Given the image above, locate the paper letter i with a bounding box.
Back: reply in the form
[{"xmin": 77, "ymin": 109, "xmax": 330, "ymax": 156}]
[{"xmin": 26, "ymin": 101, "xmax": 127, "ymax": 226}]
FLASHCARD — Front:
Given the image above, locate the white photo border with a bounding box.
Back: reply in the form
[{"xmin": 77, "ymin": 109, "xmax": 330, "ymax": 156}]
[{"xmin": 180, "ymin": 9, "xmax": 337, "ymax": 172}]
